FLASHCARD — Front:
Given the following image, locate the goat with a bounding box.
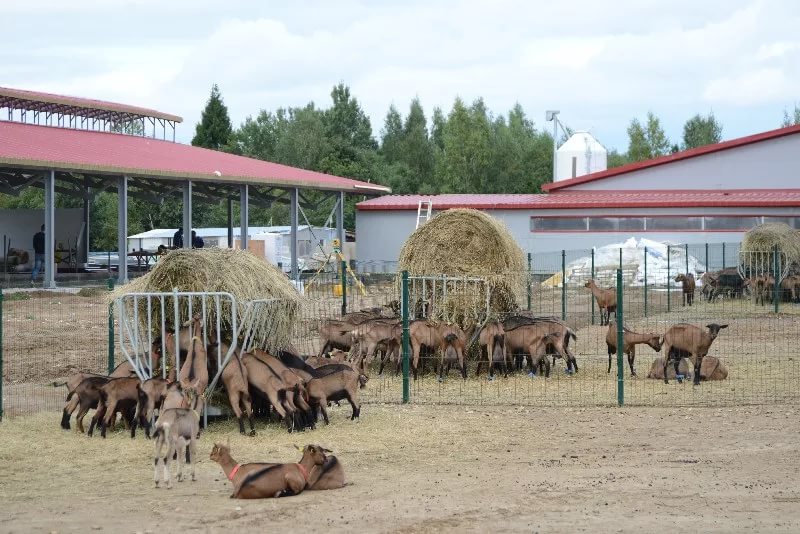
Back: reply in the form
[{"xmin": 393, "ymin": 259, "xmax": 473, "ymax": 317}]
[
  {"xmin": 605, "ymin": 321, "xmax": 663, "ymax": 377},
  {"xmin": 210, "ymin": 442, "xmax": 346, "ymax": 496},
  {"xmin": 53, "ymin": 361, "xmax": 137, "ymax": 395},
  {"xmin": 153, "ymin": 408, "xmax": 201, "ymax": 489},
  {"xmin": 504, "ymin": 321, "xmax": 578, "ymax": 375},
  {"xmin": 675, "ymin": 273, "xmax": 695, "ymax": 306},
  {"xmin": 646, "ymin": 356, "xmax": 692, "ymax": 381},
  {"xmin": 438, "ymin": 332, "xmax": 466, "ymax": 381},
  {"xmin": 231, "ymin": 444, "xmax": 329, "ymax": 499},
  {"xmin": 92, "ymin": 376, "xmax": 141, "ymax": 438},
  {"xmin": 705, "ymin": 268, "xmax": 745, "ymax": 301},
  {"xmin": 349, "ymin": 319, "xmax": 401, "ymax": 372},
  {"xmin": 409, "ymin": 321, "xmax": 467, "ymax": 379},
  {"xmin": 700, "ymin": 272, "xmax": 717, "ymax": 302},
  {"xmin": 584, "ymin": 279, "xmax": 617, "ymax": 326},
  {"xmin": 251, "ymin": 349, "xmax": 314, "ymax": 431},
  {"xmin": 305, "ymin": 364, "xmax": 367, "ymax": 424},
  {"xmin": 61, "ymin": 376, "xmax": 110, "ymax": 432},
  {"xmin": 178, "ymin": 315, "xmax": 208, "ymax": 414},
  {"xmin": 662, "ymin": 323, "xmax": 728, "ymax": 385},
  {"xmin": 135, "ymin": 377, "xmax": 170, "ymax": 438},
  {"xmin": 213, "ymin": 342, "xmax": 256, "ymax": 436},
  {"xmin": 242, "ymin": 352, "xmax": 304, "ymax": 431},
  {"xmin": 665, "ymin": 348, "xmax": 729, "ymax": 381},
  {"xmin": 476, "ymin": 320, "xmax": 508, "ymax": 379}
]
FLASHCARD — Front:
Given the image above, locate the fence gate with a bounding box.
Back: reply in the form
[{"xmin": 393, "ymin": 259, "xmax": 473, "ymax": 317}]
[
  {"xmin": 738, "ymin": 249, "xmax": 788, "ymax": 282},
  {"xmin": 406, "ymin": 275, "xmax": 490, "ymax": 326},
  {"xmin": 115, "ymin": 291, "xmax": 240, "ymax": 423}
]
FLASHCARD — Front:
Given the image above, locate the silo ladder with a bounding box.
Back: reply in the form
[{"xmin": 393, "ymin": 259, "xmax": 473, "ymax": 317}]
[{"xmin": 416, "ymin": 199, "xmax": 433, "ymax": 228}]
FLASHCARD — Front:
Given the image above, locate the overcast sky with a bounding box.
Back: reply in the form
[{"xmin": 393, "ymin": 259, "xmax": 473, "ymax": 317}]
[{"xmin": 3, "ymin": 0, "xmax": 799, "ymax": 151}]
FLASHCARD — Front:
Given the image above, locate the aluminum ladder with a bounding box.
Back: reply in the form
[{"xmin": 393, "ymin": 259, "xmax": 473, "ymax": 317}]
[{"xmin": 416, "ymin": 199, "xmax": 433, "ymax": 228}]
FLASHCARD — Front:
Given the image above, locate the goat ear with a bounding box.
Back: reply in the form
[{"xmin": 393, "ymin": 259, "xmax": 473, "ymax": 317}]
[
  {"xmin": 719, "ymin": 324, "xmax": 728, "ymax": 329},
  {"xmin": 321, "ymin": 447, "xmax": 333, "ymax": 454}
]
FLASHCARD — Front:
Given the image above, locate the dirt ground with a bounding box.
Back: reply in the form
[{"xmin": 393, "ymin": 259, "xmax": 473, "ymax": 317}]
[{"xmin": 1, "ymin": 405, "xmax": 799, "ymax": 533}]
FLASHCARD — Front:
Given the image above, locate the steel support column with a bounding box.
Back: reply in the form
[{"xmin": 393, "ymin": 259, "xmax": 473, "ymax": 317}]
[
  {"xmin": 117, "ymin": 175, "xmax": 128, "ymax": 284},
  {"xmin": 290, "ymin": 188, "xmax": 299, "ymax": 281},
  {"xmin": 239, "ymin": 184, "xmax": 249, "ymax": 250},
  {"xmin": 335, "ymin": 191, "xmax": 345, "ymax": 250},
  {"xmin": 227, "ymin": 197, "xmax": 234, "ymax": 248},
  {"xmin": 82, "ymin": 179, "xmax": 90, "ymax": 264},
  {"xmin": 43, "ymin": 170, "xmax": 56, "ymax": 288},
  {"xmin": 182, "ymin": 181, "xmax": 192, "ymax": 249}
]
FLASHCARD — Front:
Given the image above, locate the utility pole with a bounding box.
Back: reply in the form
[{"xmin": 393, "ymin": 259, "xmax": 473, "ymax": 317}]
[{"xmin": 546, "ymin": 110, "xmax": 560, "ymax": 181}]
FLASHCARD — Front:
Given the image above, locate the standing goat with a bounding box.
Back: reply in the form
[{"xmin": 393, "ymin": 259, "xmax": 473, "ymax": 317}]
[
  {"xmin": 605, "ymin": 321, "xmax": 662, "ymax": 377},
  {"xmin": 675, "ymin": 273, "xmax": 695, "ymax": 306},
  {"xmin": 476, "ymin": 320, "xmax": 508, "ymax": 379},
  {"xmin": 153, "ymin": 407, "xmax": 201, "ymax": 489},
  {"xmin": 662, "ymin": 323, "xmax": 728, "ymax": 386},
  {"xmin": 584, "ymin": 279, "xmax": 617, "ymax": 326}
]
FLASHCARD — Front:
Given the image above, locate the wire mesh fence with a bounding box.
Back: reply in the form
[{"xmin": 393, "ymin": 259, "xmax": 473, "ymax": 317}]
[{"xmin": 2, "ymin": 241, "xmax": 800, "ymax": 418}]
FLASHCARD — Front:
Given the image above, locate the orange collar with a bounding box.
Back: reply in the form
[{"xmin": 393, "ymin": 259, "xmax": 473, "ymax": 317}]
[
  {"xmin": 228, "ymin": 463, "xmax": 241, "ymax": 481},
  {"xmin": 296, "ymin": 463, "xmax": 309, "ymax": 484}
]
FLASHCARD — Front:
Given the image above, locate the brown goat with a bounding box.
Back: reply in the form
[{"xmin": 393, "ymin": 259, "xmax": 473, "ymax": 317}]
[
  {"xmin": 306, "ymin": 364, "xmax": 367, "ymax": 424},
  {"xmin": 94, "ymin": 376, "xmax": 142, "ymax": 438},
  {"xmin": 662, "ymin": 323, "xmax": 728, "ymax": 385},
  {"xmin": 231, "ymin": 444, "xmax": 329, "ymax": 499},
  {"xmin": 350, "ymin": 319, "xmax": 401, "ymax": 372},
  {"xmin": 476, "ymin": 320, "xmax": 508, "ymax": 379},
  {"xmin": 409, "ymin": 321, "xmax": 467, "ymax": 379},
  {"xmin": 214, "ymin": 343, "xmax": 256, "ymax": 436},
  {"xmin": 135, "ymin": 377, "xmax": 170, "ymax": 438},
  {"xmin": 584, "ymin": 279, "xmax": 617, "ymax": 326},
  {"xmin": 438, "ymin": 332, "xmax": 467, "ymax": 381},
  {"xmin": 178, "ymin": 315, "xmax": 209, "ymax": 399},
  {"xmin": 241, "ymin": 353, "xmax": 298, "ymax": 430},
  {"xmin": 61, "ymin": 376, "xmax": 111, "ymax": 432},
  {"xmin": 210, "ymin": 442, "xmax": 345, "ymax": 496},
  {"xmin": 153, "ymin": 407, "xmax": 200, "ymax": 489},
  {"xmin": 675, "ymin": 273, "xmax": 696, "ymax": 306},
  {"xmin": 504, "ymin": 321, "xmax": 578, "ymax": 376},
  {"xmin": 646, "ymin": 356, "xmax": 692, "ymax": 380},
  {"xmin": 605, "ymin": 321, "xmax": 663, "ymax": 377}
]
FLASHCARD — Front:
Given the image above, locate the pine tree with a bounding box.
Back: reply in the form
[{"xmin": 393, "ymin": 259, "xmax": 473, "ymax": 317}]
[{"xmin": 192, "ymin": 84, "xmax": 233, "ymax": 150}]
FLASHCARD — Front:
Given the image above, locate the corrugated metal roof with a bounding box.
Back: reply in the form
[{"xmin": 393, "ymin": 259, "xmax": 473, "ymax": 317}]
[
  {"xmin": 0, "ymin": 121, "xmax": 391, "ymax": 194},
  {"xmin": 0, "ymin": 86, "xmax": 183, "ymax": 122},
  {"xmin": 543, "ymin": 123, "xmax": 800, "ymax": 192},
  {"xmin": 357, "ymin": 190, "xmax": 800, "ymax": 210}
]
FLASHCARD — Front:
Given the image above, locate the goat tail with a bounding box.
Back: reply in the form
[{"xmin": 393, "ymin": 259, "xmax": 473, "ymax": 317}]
[
  {"xmin": 567, "ymin": 328, "xmax": 577, "ymax": 341},
  {"xmin": 153, "ymin": 421, "xmax": 169, "ymax": 442},
  {"xmin": 65, "ymin": 389, "xmax": 76, "ymax": 402},
  {"xmin": 358, "ymin": 373, "xmax": 369, "ymax": 389}
]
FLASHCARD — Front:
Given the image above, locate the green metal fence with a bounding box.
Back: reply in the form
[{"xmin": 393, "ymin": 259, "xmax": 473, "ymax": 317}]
[{"xmin": 2, "ymin": 241, "xmax": 800, "ymax": 418}]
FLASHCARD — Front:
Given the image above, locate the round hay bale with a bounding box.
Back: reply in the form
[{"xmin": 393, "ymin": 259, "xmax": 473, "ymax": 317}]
[
  {"xmin": 110, "ymin": 248, "xmax": 303, "ymax": 352},
  {"xmin": 741, "ymin": 223, "xmax": 800, "ymax": 262},
  {"xmin": 397, "ymin": 208, "xmax": 526, "ymax": 328}
]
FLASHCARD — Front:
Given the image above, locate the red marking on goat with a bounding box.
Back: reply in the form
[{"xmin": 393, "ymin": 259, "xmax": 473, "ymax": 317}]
[{"xmin": 228, "ymin": 463, "xmax": 242, "ymax": 481}]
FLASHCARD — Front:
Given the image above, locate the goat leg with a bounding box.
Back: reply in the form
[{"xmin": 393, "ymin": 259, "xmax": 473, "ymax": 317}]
[{"xmin": 693, "ymin": 356, "xmax": 703, "ymax": 386}]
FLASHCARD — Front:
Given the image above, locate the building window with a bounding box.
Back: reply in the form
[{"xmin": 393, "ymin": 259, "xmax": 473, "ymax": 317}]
[
  {"xmin": 587, "ymin": 217, "xmax": 646, "ymax": 231},
  {"xmin": 530, "ymin": 217, "xmax": 587, "ymax": 231},
  {"xmin": 704, "ymin": 216, "xmax": 761, "ymax": 231},
  {"xmin": 763, "ymin": 216, "xmax": 800, "ymax": 229},
  {"xmin": 644, "ymin": 217, "xmax": 703, "ymax": 231}
]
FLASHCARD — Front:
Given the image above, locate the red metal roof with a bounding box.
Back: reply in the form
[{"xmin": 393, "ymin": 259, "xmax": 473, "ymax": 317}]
[
  {"xmin": 543, "ymin": 123, "xmax": 800, "ymax": 192},
  {"xmin": 357, "ymin": 190, "xmax": 800, "ymax": 210},
  {"xmin": 0, "ymin": 86, "xmax": 182, "ymax": 122},
  {"xmin": 0, "ymin": 121, "xmax": 391, "ymax": 194}
]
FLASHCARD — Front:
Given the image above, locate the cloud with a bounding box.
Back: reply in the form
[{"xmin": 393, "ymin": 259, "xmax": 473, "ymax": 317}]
[{"xmin": 703, "ymin": 68, "xmax": 795, "ymax": 105}]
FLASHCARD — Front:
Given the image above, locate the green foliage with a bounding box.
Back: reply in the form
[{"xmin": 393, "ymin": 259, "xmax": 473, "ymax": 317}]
[
  {"xmin": 782, "ymin": 105, "xmax": 800, "ymax": 127},
  {"xmin": 626, "ymin": 111, "xmax": 671, "ymax": 162},
  {"xmin": 607, "ymin": 149, "xmax": 628, "ymax": 169},
  {"xmin": 682, "ymin": 113, "xmax": 722, "ymax": 150},
  {"xmin": 192, "ymin": 84, "xmax": 233, "ymax": 150}
]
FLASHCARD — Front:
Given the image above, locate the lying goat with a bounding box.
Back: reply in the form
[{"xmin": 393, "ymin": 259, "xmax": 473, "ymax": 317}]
[
  {"xmin": 210, "ymin": 441, "xmax": 345, "ymax": 497},
  {"xmin": 153, "ymin": 407, "xmax": 201, "ymax": 489},
  {"xmin": 229, "ymin": 444, "xmax": 329, "ymax": 499}
]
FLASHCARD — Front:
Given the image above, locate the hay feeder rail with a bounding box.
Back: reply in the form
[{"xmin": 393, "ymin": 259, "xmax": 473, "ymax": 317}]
[{"xmin": 407, "ymin": 274, "xmax": 491, "ymax": 324}]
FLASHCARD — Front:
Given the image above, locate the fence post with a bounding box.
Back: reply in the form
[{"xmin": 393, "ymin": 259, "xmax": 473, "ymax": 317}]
[
  {"xmin": 705, "ymin": 242, "xmax": 709, "ymax": 271},
  {"xmin": 685, "ymin": 243, "xmax": 689, "ymax": 275},
  {"xmin": 527, "ymin": 252, "xmax": 532, "ymax": 311},
  {"xmin": 722, "ymin": 242, "xmax": 726, "ymax": 270},
  {"xmin": 643, "ymin": 247, "xmax": 648, "ymax": 318},
  {"xmin": 667, "ymin": 245, "xmax": 671, "ymax": 312},
  {"xmin": 774, "ymin": 245, "xmax": 780, "ymax": 314},
  {"xmin": 0, "ymin": 287, "xmax": 4, "ymax": 421},
  {"xmin": 107, "ymin": 278, "xmax": 115, "ymax": 374},
  {"xmin": 561, "ymin": 250, "xmax": 566, "ymax": 321},
  {"xmin": 616, "ymin": 268, "xmax": 624, "ymax": 407},
  {"xmin": 590, "ymin": 248, "xmax": 596, "ymax": 325},
  {"xmin": 401, "ymin": 271, "xmax": 410, "ymax": 404},
  {"xmin": 340, "ymin": 260, "xmax": 347, "ymax": 316}
]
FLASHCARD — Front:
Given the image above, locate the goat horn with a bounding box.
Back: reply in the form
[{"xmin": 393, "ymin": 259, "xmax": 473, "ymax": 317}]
[{"xmin": 294, "ymin": 444, "xmax": 303, "ymax": 451}]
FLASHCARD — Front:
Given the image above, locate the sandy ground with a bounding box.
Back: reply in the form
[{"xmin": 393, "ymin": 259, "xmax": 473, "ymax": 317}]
[{"xmin": 1, "ymin": 405, "xmax": 799, "ymax": 533}]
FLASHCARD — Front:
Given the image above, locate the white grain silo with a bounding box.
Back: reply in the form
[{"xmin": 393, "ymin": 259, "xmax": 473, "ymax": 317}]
[{"xmin": 556, "ymin": 131, "xmax": 607, "ymax": 181}]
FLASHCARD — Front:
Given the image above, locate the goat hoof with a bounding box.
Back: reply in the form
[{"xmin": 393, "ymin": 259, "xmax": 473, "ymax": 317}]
[{"xmin": 248, "ymin": 430, "xmax": 256, "ymax": 437}]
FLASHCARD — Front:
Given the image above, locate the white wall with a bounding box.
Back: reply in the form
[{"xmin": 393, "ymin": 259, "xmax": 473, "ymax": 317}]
[{"xmin": 0, "ymin": 208, "xmax": 84, "ymax": 260}]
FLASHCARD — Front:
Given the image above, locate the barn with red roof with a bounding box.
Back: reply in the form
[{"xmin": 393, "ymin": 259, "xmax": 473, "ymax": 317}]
[{"xmin": 356, "ymin": 124, "xmax": 800, "ymax": 270}]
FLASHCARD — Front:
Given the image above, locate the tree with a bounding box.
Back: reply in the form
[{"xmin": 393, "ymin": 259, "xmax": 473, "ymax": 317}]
[
  {"xmin": 607, "ymin": 149, "xmax": 628, "ymax": 168},
  {"xmin": 626, "ymin": 112, "xmax": 670, "ymax": 162},
  {"xmin": 782, "ymin": 105, "xmax": 800, "ymax": 127},
  {"xmin": 379, "ymin": 104, "xmax": 404, "ymax": 163},
  {"xmin": 192, "ymin": 84, "xmax": 233, "ymax": 150},
  {"xmin": 682, "ymin": 113, "xmax": 722, "ymax": 150}
]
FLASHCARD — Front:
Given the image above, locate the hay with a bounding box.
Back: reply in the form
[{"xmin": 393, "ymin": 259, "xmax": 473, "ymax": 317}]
[
  {"xmin": 397, "ymin": 209, "xmax": 526, "ymax": 328},
  {"xmin": 110, "ymin": 248, "xmax": 303, "ymax": 352},
  {"xmin": 741, "ymin": 223, "xmax": 800, "ymax": 261}
]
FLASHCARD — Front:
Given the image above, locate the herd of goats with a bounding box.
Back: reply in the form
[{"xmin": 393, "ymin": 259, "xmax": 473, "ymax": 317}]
[{"xmin": 53, "ymin": 266, "xmax": 777, "ymax": 497}]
